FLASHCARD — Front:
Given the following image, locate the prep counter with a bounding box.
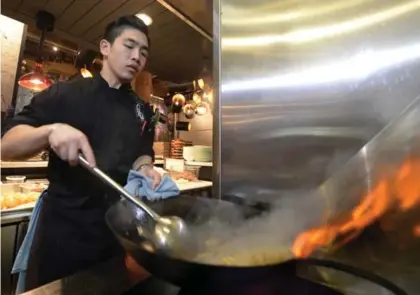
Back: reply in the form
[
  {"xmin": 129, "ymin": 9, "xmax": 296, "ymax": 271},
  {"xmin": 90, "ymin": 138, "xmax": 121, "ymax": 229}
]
[
  {"xmin": 21, "ymin": 256, "xmax": 180, "ymax": 295},
  {"xmin": 1, "ymin": 182, "xmax": 212, "ymax": 295},
  {"xmin": 1, "ymin": 158, "xmax": 213, "ymax": 295}
]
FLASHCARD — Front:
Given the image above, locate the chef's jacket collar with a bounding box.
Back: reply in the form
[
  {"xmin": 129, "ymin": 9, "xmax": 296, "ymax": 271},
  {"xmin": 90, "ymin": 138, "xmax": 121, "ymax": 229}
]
[{"xmin": 93, "ymin": 74, "xmax": 132, "ymax": 92}]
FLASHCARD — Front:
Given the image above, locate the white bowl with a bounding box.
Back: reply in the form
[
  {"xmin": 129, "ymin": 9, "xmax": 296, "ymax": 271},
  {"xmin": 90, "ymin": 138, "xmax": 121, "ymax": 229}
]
[
  {"xmin": 192, "ymin": 145, "xmax": 212, "ymax": 162},
  {"xmin": 6, "ymin": 176, "xmax": 26, "ymax": 184},
  {"xmin": 183, "ymin": 146, "xmax": 195, "ymax": 161}
]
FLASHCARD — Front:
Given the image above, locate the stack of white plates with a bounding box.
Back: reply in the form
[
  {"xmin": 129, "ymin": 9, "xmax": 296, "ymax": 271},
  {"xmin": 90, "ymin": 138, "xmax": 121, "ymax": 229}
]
[{"xmin": 191, "ymin": 145, "xmax": 212, "ymax": 162}]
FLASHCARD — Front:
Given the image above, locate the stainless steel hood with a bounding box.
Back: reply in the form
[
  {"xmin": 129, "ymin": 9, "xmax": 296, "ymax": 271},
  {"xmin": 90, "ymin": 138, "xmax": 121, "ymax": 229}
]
[
  {"xmin": 292, "ymin": 96, "xmax": 420, "ymax": 293},
  {"xmin": 213, "ymin": 0, "xmax": 420, "ymax": 203},
  {"xmin": 213, "ymin": 1, "xmax": 420, "ymax": 293}
]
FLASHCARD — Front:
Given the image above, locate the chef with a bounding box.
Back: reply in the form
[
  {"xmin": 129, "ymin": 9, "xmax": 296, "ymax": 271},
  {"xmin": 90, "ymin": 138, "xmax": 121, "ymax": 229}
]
[{"xmin": 1, "ymin": 15, "xmax": 161, "ymax": 291}]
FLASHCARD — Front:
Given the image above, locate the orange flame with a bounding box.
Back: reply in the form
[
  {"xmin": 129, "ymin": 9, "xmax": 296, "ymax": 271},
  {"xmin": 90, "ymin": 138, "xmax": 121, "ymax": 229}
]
[
  {"xmin": 414, "ymin": 224, "xmax": 420, "ymax": 237},
  {"xmin": 292, "ymin": 158, "xmax": 420, "ymax": 258}
]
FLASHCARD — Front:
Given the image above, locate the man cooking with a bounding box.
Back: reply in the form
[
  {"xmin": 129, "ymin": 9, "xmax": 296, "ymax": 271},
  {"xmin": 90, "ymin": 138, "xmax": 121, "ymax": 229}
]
[{"xmin": 1, "ymin": 15, "xmax": 161, "ymax": 291}]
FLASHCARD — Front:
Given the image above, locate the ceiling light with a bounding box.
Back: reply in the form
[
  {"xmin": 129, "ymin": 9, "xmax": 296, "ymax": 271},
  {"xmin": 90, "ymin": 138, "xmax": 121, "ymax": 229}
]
[
  {"xmin": 197, "ymin": 78, "xmax": 205, "ymax": 90},
  {"xmin": 18, "ymin": 10, "xmax": 53, "ymax": 92},
  {"xmin": 53, "ymin": 46, "xmax": 58, "ymax": 51},
  {"xmin": 80, "ymin": 67, "xmax": 93, "ymax": 78},
  {"xmin": 136, "ymin": 13, "xmax": 153, "ymax": 26},
  {"xmin": 183, "ymin": 103, "xmax": 196, "ymax": 119},
  {"xmin": 195, "ymin": 101, "xmax": 209, "ymax": 116},
  {"xmin": 172, "ymin": 93, "xmax": 186, "ymax": 106},
  {"xmin": 18, "ymin": 63, "xmax": 52, "ymax": 92},
  {"xmin": 192, "ymin": 92, "xmax": 201, "ymax": 103}
]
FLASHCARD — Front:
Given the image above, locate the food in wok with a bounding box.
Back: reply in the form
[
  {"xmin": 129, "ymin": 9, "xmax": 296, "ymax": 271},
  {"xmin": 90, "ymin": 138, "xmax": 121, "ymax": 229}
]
[
  {"xmin": 194, "ymin": 245, "xmax": 292, "ymax": 266},
  {"xmin": 131, "ymin": 201, "xmax": 295, "ymax": 267},
  {"xmin": 188, "ymin": 221, "xmax": 294, "ymax": 267}
]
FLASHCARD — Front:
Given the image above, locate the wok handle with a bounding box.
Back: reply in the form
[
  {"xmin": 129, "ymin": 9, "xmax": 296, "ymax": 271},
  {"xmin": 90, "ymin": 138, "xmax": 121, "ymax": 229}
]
[{"xmin": 78, "ymin": 154, "xmax": 160, "ymax": 221}]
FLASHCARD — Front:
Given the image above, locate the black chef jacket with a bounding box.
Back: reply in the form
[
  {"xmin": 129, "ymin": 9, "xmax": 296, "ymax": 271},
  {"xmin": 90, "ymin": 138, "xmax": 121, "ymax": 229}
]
[{"xmin": 4, "ymin": 75, "xmax": 155, "ymax": 291}]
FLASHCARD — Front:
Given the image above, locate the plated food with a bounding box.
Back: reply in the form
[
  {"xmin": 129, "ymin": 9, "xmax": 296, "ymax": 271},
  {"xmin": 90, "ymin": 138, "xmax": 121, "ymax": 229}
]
[{"xmin": 168, "ymin": 170, "xmax": 198, "ymax": 183}]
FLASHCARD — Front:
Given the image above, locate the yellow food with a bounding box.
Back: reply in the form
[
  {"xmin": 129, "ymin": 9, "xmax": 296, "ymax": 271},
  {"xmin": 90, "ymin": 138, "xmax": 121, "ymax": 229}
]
[
  {"xmin": 1, "ymin": 192, "xmax": 40, "ymax": 210},
  {"xmin": 191, "ymin": 235, "xmax": 292, "ymax": 266},
  {"xmin": 194, "ymin": 249, "xmax": 290, "ymax": 266}
]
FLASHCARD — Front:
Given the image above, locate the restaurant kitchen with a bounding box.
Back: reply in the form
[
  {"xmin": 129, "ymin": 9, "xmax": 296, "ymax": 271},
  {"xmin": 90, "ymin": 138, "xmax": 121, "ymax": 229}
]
[
  {"xmin": 1, "ymin": 1, "xmax": 214, "ymax": 294},
  {"xmin": 2, "ymin": 0, "xmax": 420, "ymax": 295}
]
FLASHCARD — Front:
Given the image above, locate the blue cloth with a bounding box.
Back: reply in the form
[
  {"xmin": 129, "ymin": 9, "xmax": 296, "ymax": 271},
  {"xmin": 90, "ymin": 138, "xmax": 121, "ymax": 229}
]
[
  {"xmin": 124, "ymin": 170, "xmax": 180, "ymax": 201},
  {"xmin": 12, "ymin": 192, "xmax": 45, "ymax": 274},
  {"xmin": 12, "ymin": 191, "xmax": 45, "ymax": 294}
]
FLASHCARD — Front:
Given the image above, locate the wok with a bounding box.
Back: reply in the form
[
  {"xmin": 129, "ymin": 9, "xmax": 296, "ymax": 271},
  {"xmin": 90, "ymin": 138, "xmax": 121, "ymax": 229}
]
[
  {"xmin": 105, "ymin": 196, "xmax": 408, "ymax": 294},
  {"xmin": 106, "ymin": 196, "xmax": 298, "ymax": 286}
]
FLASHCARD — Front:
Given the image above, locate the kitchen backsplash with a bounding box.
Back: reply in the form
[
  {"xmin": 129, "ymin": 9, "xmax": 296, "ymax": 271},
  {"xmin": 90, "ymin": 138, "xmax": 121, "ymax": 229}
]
[{"xmin": 178, "ymin": 111, "xmax": 212, "ymax": 146}]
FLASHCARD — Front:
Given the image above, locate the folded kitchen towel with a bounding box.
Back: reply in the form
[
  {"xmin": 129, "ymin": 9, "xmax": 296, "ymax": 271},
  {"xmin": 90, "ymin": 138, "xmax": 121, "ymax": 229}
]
[{"xmin": 124, "ymin": 170, "xmax": 180, "ymax": 201}]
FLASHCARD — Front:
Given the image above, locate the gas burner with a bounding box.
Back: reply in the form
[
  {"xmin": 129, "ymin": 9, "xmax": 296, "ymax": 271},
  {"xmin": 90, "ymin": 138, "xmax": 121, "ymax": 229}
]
[{"xmin": 178, "ymin": 275, "xmax": 344, "ymax": 295}]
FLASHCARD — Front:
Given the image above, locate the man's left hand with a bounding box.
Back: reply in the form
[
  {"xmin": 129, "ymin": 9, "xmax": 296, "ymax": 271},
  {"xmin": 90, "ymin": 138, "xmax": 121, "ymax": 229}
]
[{"xmin": 140, "ymin": 165, "xmax": 162, "ymax": 189}]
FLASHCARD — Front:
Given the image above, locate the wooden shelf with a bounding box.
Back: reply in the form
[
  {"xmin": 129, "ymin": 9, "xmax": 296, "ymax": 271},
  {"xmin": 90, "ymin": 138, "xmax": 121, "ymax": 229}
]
[
  {"xmin": 185, "ymin": 161, "xmax": 213, "ymax": 167},
  {"xmin": 177, "ymin": 181, "xmax": 212, "ymax": 191},
  {"xmin": 0, "ymin": 160, "xmax": 210, "ymax": 169},
  {"xmin": 1, "ymin": 161, "xmax": 48, "ymax": 169}
]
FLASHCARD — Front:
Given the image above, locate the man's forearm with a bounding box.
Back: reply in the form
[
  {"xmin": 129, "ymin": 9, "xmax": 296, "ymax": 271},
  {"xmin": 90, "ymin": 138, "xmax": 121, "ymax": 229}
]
[{"xmin": 1, "ymin": 124, "xmax": 52, "ymax": 160}]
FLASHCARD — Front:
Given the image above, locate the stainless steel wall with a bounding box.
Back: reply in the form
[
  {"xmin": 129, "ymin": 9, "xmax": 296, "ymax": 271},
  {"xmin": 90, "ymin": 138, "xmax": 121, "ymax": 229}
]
[{"xmin": 214, "ymin": 0, "xmax": 420, "ymax": 203}]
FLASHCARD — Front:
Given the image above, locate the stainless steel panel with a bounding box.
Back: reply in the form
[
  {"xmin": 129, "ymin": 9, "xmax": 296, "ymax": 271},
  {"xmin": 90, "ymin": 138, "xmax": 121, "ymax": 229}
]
[
  {"xmin": 315, "ymin": 96, "xmax": 420, "ymax": 223},
  {"xmin": 216, "ymin": 0, "xmax": 420, "ymax": 202},
  {"xmin": 298, "ymin": 96, "xmax": 420, "ymax": 295},
  {"xmin": 212, "ymin": 0, "xmax": 222, "ymax": 199}
]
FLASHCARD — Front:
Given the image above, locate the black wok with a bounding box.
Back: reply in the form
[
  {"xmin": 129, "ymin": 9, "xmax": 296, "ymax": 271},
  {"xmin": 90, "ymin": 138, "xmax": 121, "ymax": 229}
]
[
  {"xmin": 106, "ymin": 196, "xmax": 298, "ymax": 286},
  {"xmin": 105, "ymin": 196, "xmax": 409, "ymax": 295}
]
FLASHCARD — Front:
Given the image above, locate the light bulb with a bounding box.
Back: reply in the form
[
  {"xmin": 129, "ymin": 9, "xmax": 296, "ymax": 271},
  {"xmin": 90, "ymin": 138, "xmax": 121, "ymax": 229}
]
[
  {"xmin": 172, "ymin": 93, "xmax": 186, "ymax": 107},
  {"xmin": 195, "ymin": 101, "xmax": 209, "ymax": 116},
  {"xmin": 192, "ymin": 92, "xmax": 201, "ymax": 103},
  {"xmin": 135, "ymin": 13, "xmax": 153, "ymax": 26}
]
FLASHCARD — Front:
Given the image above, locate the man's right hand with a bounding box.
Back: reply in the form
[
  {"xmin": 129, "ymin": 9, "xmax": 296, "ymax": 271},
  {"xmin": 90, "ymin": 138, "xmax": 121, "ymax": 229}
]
[{"xmin": 48, "ymin": 123, "xmax": 96, "ymax": 167}]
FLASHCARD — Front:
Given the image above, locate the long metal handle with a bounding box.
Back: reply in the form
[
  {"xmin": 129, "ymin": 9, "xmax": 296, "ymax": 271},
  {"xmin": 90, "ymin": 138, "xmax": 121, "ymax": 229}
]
[{"xmin": 78, "ymin": 154, "xmax": 160, "ymax": 221}]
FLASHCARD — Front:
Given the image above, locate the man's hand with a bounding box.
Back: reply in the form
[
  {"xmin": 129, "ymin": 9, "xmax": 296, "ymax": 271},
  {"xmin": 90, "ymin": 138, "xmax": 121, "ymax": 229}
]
[
  {"xmin": 48, "ymin": 123, "xmax": 96, "ymax": 167},
  {"xmin": 139, "ymin": 165, "xmax": 162, "ymax": 189}
]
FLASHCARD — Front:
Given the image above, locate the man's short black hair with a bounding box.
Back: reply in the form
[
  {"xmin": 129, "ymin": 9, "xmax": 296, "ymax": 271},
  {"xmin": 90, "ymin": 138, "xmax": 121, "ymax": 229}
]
[{"xmin": 103, "ymin": 15, "xmax": 150, "ymax": 46}]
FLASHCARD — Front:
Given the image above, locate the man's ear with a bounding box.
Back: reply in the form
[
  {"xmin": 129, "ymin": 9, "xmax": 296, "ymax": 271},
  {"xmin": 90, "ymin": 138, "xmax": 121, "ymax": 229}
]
[{"xmin": 99, "ymin": 39, "xmax": 111, "ymax": 57}]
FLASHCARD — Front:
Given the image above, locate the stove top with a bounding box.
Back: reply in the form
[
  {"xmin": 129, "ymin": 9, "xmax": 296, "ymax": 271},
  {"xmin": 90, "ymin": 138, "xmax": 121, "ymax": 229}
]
[
  {"xmin": 125, "ymin": 275, "xmax": 344, "ymax": 295},
  {"xmin": 178, "ymin": 275, "xmax": 344, "ymax": 295}
]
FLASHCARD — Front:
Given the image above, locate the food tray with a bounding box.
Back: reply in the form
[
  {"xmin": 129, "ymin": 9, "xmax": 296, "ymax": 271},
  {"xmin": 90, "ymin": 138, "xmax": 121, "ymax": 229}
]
[{"xmin": 1, "ymin": 183, "xmax": 43, "ymax": 213}]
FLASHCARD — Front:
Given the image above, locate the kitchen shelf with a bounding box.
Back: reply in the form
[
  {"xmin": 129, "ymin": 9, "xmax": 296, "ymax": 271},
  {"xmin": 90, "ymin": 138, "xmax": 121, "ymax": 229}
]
[
  {"xmin": 176, "ymin": 180, "xmax": 212, "ymax": 191},
  {"xmin": 1, "ymin": 161, "xmax": 48, "ymax": 169},
  {"xmin": 0, "ymin": 160, "xmax": 209, "ymax": 169},
  {"xmin": 185, "ymin": 161, "xmax": 213, "ymax": 167}
]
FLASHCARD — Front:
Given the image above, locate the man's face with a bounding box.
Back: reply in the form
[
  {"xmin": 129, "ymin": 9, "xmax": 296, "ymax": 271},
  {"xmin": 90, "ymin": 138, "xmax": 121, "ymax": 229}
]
[{"xmin": 100, "ymin": 27, "xmax": 149, "ymax": 82}]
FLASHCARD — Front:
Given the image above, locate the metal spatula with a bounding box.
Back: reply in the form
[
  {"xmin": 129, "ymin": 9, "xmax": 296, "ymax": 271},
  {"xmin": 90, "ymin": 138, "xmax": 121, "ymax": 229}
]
[{"xmin": 78, "ymin": 154, "xmax": 190, "ymax": 256}]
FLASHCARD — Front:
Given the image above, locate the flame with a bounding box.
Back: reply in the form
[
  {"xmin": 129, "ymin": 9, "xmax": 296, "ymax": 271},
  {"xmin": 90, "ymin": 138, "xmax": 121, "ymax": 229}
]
[
  {"xmin": 414, "ymin": 224, "xmax": 420, "ymax": 237},
  {"xmin": 292, "ymin": 158, "xmax": 420, "ymax": 258}
]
